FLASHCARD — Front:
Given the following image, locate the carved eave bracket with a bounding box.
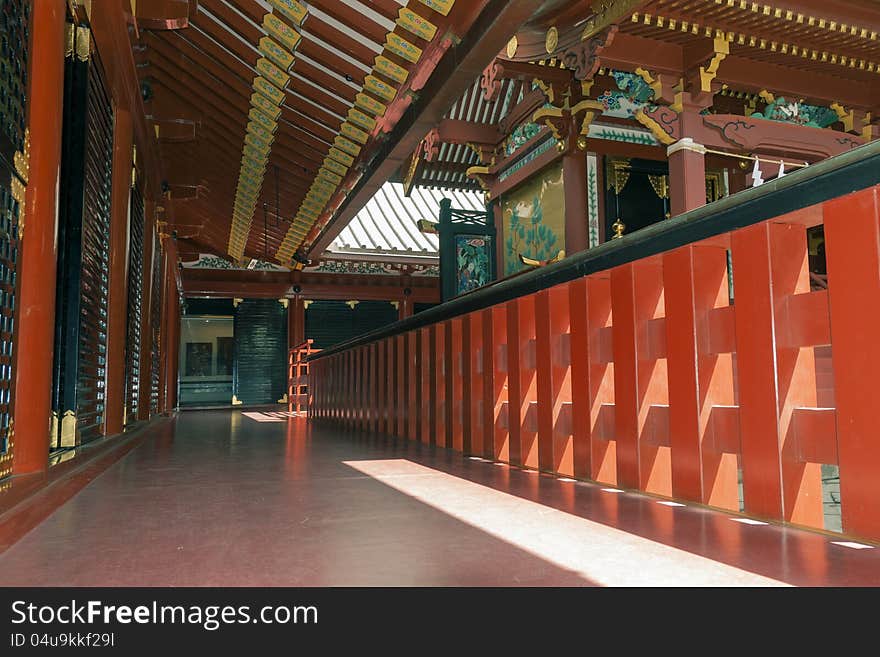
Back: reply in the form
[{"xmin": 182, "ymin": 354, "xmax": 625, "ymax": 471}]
[
  {"xmin": 422, "ymin": 128, "xmax": 440, "ymax": 162},
  {"xmin": 633, "ymin": 68, "xmax": 683, "ymax": 106},
  {"xmin": 532, "ymin": 106, "xmax": 571, "ymax": 151},
  {"xmin": 466, "ymin": 142, "xmax": 499, "ymax": 166},
  {"xmin": 481, "ymin": 59, "xmax": 503, "ymax": 102},
  {"xmin": 682, "ymin": 37, "xmax": 728, "ymax": 107},
  {"xmin": 831, "ymin": 103, "xmax": 878, "ymax": 138},
  {"xmin": 558, "ymin": 25, "xmax": 618, "ymax": 82},
  {"xmin": 465, "ymin": 165, "xmax": 493, "ymax": 191}
]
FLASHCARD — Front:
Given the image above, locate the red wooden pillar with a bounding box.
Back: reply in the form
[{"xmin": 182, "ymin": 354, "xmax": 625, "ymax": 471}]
[
  {"xmin": 12, "ymin": 0, "xmax": 66, "ymax": 475},
  {"xmin": 407, "ymin": 331, "xmax": 418, "ymax": 440},
  {"xmin": 550, "ymin": 285, "xmax": 574, "ymax": 475},
  {"xmin": 825, "ymin": 186, "xmax": 880, "ymax": 539},
  {"xmin": 588, "ymin": 275, "xmax": 616, "ymax": 484},
  {"xmin": 433, "ymin": 324, "xmax": 445, "ymax": 447},
  {"xmin": 161, "ymin": 238, "xmax": 180, "ymax": 413},
  {"xmin": 569, "ymin": 278, "xmax": 591, "ymax": 478},
  {"xmin": 349, "ymin": 348, "xmax": 356, "ymax": 428},
  {"xmin": 104, "ymin": 110, "xmax": 133, "ymax": 436},
  {"xmin": 534, "ymin": 285, "xmax": 576, "ymax": 475},
  {"xmin": 288, "ymin": 298, "xmax": 305, "ymax": 350},
  {"xmin": 361, "ymin": 342, "xmax": 376, "ymax": 432},
  {"xmin": 336, "ymin": 353, "xmax": 341, "ymax": 421},
  {"xmin": 464, "ymin": 312, "xmax": 483, "ymax": 456},
  {"xmin": 611, "ymin": 259, "xmax": 670, "ymax": 494},
  {"xmin": 504, "ymin": 299, "xmax": 523, "ymax": 466},
  {"xmin": 137, "ymin": 204, "xmax": 156, "ymax": 421},
  {"xmin": 513, "ymin": 296, "xmax": 537, "ymax": 468},
  {"xmin": 534, "ymin": 290, "xmax": 555, "ymax": 471},
  {"xmin": 329, "ymin": 355, "xmax": 335, "ymax": 421},
  {"xmin": 360, "ymin": 346, "xmax": 368, "ymax": 431},
  {"xmin": 377, "ymin": 340, "xmax": 386, "ymax": 433},
  {"xmin": 386, "ymin": 338, "xmax": 395, "ymax": 435},
  {"xmin": 731, "ymin": 219, "xmax": 822, "ymax": 526},
  {"xmin": 668, "ymin": 138, "xmax": 706, "ymax": 217},
  {"xmin": 420, "ymin": 326, "xmax": 432, "ymax": 444},
  {"xmin": 369, "ymin": 342, "xmax": 378, "ymax": 432},
  {"xmin": 449, "ymin": 319, "xmax": 464, "ymax": 452},
  {"xmin": 563, "ymin": 151, "xmax": 589, "ymax": 256},
  {"xmin": 664, "ymin": 243, "xmax": 738, "ymax": 509},
  {"xmin": 398, "ymin": 297, "xmax": 413, "ymax": 321},
  {"xmin": 396, "ymin": 334, "xmax": 405, "ymax": 437},
  {"xmin": 485, "ymin": 305, "xmax": 508, "ymax": 462}
]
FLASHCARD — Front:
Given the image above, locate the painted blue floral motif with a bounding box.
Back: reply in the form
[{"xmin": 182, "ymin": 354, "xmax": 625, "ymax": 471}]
[
  {"xmin": 455, "ymin": 235, "xmax": 491, "ymax": 294},
  {"xmin": 750, "ymin": 97, "xmax": 839, "ymax": 128},
  {"xmin": 505, "ymin": 122, "xmax": 542, "ymax": 157},
  {"xmin": 597, "ymin": 71, "xmax": 656, "ymax": 119}
]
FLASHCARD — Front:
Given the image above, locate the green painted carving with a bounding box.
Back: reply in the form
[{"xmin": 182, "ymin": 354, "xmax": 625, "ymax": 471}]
[{"xmin": 750, "ymin": 97, "xmax": 839, "ymax": 128}]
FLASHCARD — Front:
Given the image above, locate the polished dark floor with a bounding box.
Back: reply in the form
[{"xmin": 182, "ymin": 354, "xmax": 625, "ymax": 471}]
[{"xmin": 0, "ymin": 410, "xmax": 878, "ymax": 586}]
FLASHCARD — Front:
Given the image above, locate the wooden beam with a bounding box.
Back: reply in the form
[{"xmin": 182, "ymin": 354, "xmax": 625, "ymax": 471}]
[{"xmin": 308, "ymin": 0, "xmax": 561, "ymax": 257}]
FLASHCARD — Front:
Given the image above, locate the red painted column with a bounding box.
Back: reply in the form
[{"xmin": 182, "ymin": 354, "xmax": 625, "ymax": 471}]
[
  {"xmin": 549, "ymin": 285, "xmax": 573, "ymax": 475},
  {"xmin": 377, "ymin": 340, "xmax": 386, "ymax": 433},
  {"xmin": 665, "ymin": 243, "xmax": 738, "ymax": 509},
  {"xmin": 13, "ymin": 0, "xmax": 66, "ymax": 475},
  {"xmin": 346, "ymin": 348, "xmax": 353, "ymax": 427},
  {"xmin": 288, "ymin": 298, "xmax": 304, "ymax": 350},
  {"xmin": 569, "ymin": 278, "xmax": 591, "ymax": 478},
  {"xmin": 505, "ymin": 299, "xmax": 522, "ymax": 465},
  {"xmin": 588, "ymin": 275, "xmax": 616, "ymax": 484},
  {"xmin": 668, "ymin": 138, "xmax": 706, "ymax": 217},
  {"xmin": 396, "ymin": 334, "xmax": 406, "ymax": 437},
  {"xmin": 731, "ymin": 219, "xmax": 822, "ymax": 526},
  {"xmin": 516, "ymin": 296, "xmax": 538, "ymax": 468},
  {"xmin": 433, "ymin": 325, "xmax": 446, "ymax": 447},
  {"xmin": 419, "ymin": 327, "xmax": 431, "ymax": 444},
  {"xmin": 611, "ymin": 259, "xmax": 670, "ymax": 494},
  {"xmin": 825, "ymin": 186, "xmax": 880, "ymax": 539},
  {"xmin": 104, "ymin": 109, "xmax": 133, "ymax": 436},
  {"xmin": 465, "ymin": 312, "xmax": 483, "ymax": 456},
  {"xmin": 363, "ymin": 345, "xmax": 369, "ymax": 429},
  {"xmin": 407, "ymin": 331, "xmax": 418, "ymax": 440},
  {"xmin": 386, "ymin": 337, "xmax": 395, "ymax": 435},
  {"xmin": 534, "ymin": 290, "xmax": 555, "ymax": 471},
  {"xmin": 137, "ymin": 205, "xmax": 156, "ymax": 420},
  {"xmin": 483, "ymin": 306, "xmax": 507, "ymax": 461},
  {"xmin": 449, "ymin": 319, "xmax": 464, "ymax": 452},
  {"xmin": 563, "ymin": 150, "xmax": 588, "ymax": 256},
  {"xmin": 161, "ymin": 241, "xmax": 180, "ymax": 413}
]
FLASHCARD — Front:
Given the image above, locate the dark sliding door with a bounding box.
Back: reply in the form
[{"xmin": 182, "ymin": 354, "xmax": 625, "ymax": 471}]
[
  {"xmin": 51, "ymin": 25, "xmax": 114, "ymax": 448},
  {"xmin": 233, "ymin": 299, "xmax": 287, "ymax": 405}
]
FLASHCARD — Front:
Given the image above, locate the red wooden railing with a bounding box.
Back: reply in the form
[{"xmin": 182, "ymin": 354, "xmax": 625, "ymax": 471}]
[
  {"xmin": 287, "ymin": 339, "xmax": 319, "ymax": 415},
  {"xmin": 308, "ymin": 144, "xmax": 880, "ymax": 543}
]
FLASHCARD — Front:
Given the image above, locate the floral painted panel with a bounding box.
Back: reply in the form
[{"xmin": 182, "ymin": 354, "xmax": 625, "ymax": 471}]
[
  {"xmin": 501, "ymin": 161, "xmax": 565, "ymax": 276},
  {"xmin": 455, "ymin": 235, "xmax": 492, "ymax": 295}
]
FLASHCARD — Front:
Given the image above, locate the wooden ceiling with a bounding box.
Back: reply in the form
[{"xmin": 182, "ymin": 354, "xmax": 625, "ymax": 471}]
[
  {"xmin": 132, "ymin": 0, "xmax": 880, "ymax": 265},
  {"xmin": 133, "ymin": 0, "xmax": 490, "ymax": 265}
]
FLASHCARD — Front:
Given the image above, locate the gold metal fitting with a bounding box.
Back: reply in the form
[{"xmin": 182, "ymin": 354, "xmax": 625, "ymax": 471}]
[{"xmin": 612, "ymin": 218, "xmax": 626, "ymax": 239}]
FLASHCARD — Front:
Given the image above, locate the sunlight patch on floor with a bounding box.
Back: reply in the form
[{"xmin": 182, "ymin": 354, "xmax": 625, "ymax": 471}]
[{"xmin": 344, "ymin": 459, "xmax": 790, "ymax": 587}]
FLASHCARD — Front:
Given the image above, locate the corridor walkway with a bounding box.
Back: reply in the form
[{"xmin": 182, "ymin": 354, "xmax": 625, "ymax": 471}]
[{"xmin": 0, "ymin": 411, "xmax": 878, "ymax": 586}]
